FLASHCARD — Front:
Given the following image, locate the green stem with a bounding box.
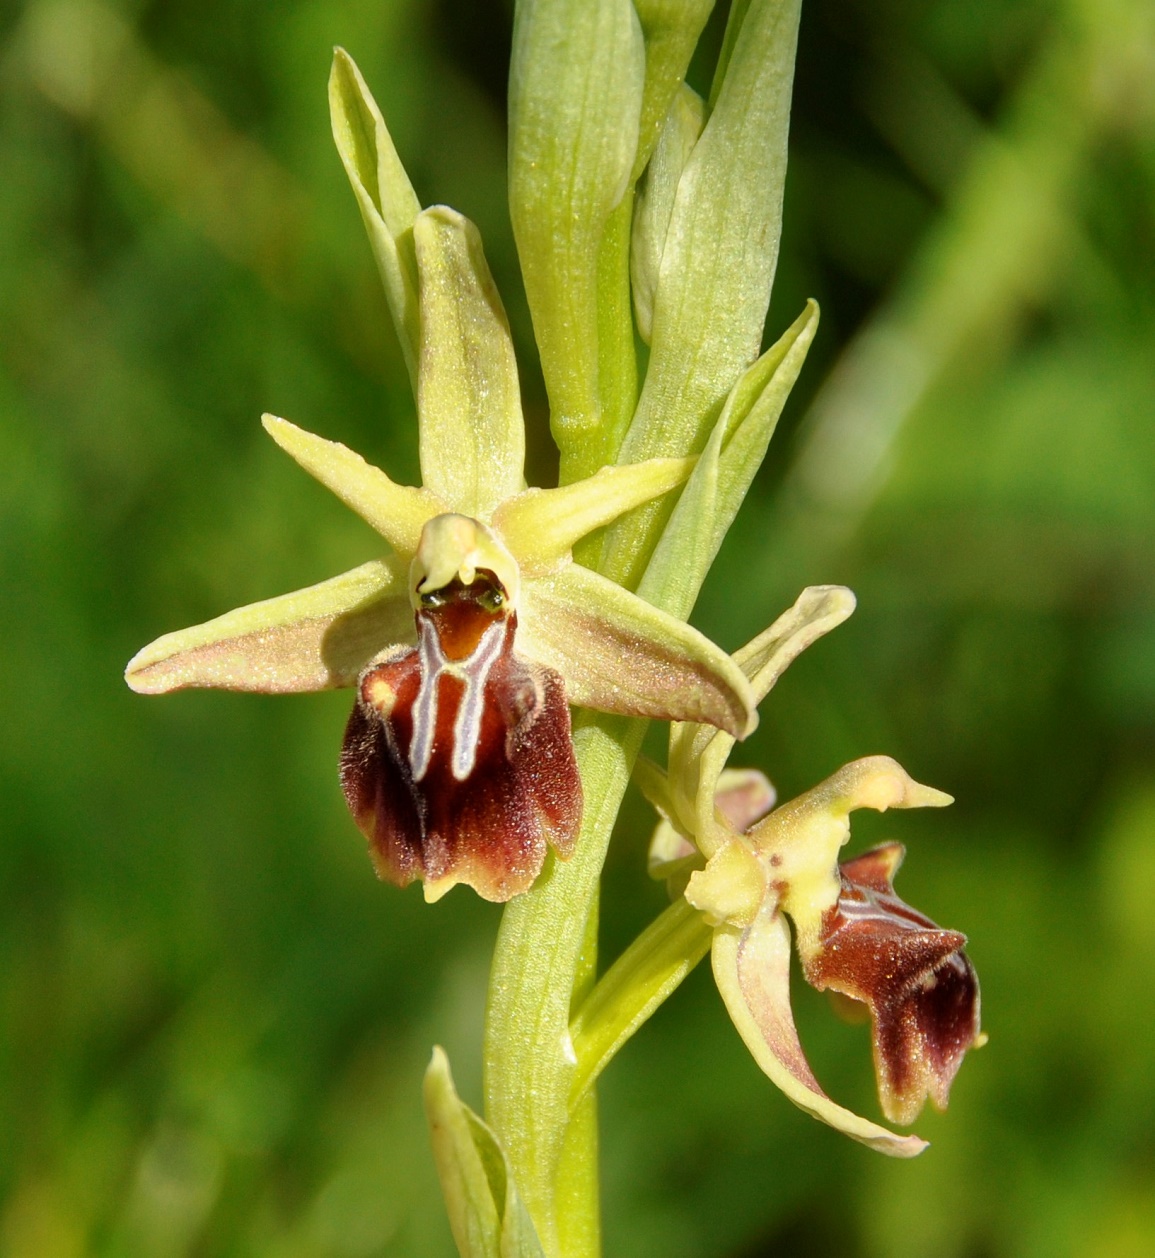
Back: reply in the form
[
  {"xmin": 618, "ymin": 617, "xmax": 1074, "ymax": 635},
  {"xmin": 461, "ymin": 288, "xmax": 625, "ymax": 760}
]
[{"xmin": 483, "ymin": 716, "xmax": 645, "ymax": 1257}]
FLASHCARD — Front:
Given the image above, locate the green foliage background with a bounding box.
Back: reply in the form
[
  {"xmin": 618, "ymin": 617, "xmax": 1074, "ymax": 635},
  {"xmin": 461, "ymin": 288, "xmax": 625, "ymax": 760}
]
[{"xmin": 3, "ymin": 0, "xmax": 1154, "ymax": 1254}]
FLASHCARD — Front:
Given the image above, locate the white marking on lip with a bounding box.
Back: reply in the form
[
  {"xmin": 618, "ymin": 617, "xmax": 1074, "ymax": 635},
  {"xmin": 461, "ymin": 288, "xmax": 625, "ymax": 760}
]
[
  {"xmin": 409, "ymin": 616, "xmax": 447, "ymax": 782},
  {"xmin": 408, "ymin": 614, "xmax": 509, "ymax": 783},
  {"xmin": 451, "ymin": 620, "xmax": 507, "ymax": 781}
]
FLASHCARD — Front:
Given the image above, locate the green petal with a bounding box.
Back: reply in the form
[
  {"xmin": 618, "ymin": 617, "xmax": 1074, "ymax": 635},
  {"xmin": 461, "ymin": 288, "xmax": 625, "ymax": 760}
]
[
  {"xmin": 712, "ymin": 908, "xmax": 928, "ymax": 1157},
  {"xmin": 508, "ymin": 0, "xmax": 644, "ymax": 455},
  {"xmin": 604, "ymin": 0, "xmax": 803, "ymax": 587},
  {"xmin": 492, "ymin": 456, "xmax": 694, "ymax": 574},
  {"xmin": 413, "ymin": 207, "xmax": 525, "ymax": 517},
  {"xmin": 329, "ymin": 49, "xmax": 421, "ymax": 382},
  {"xmin": 631, "ymin": 85, "xmax": 705, "ymax": 344},
  {"xmin": 262, "ymin": 414, "xmax": 440, "ymax": 554},
  {"xmin": 125, "ymin": 558, "xmax": 412, "ymax": 694},
  {"xmin": 519, "ymin": 565, "xmax": 756, "ymax": 736},
  {"xmin": 632, "ymin": 1, "xmax": 716, "ymax": 178}
]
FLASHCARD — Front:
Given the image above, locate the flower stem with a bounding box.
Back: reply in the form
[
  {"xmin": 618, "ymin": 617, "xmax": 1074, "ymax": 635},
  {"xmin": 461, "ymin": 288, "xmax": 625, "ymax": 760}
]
[{"xmin": 483, "ymin": 715, "xmax": 645, "ymax": 1256}]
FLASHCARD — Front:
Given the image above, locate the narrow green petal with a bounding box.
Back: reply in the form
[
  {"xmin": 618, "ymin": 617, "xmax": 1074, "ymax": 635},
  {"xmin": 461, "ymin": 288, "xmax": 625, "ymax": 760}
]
[
  {"xmin": 631, "ymin": 85, "xmax": 705, "ymax": 344},
  {"xmin": 329, "ymin": 49, "xmax": 421, "ymax": 381},
  {"xmin": 735, "ymin": 582, "xmax": 856, "ymax": 703},
  {"xmin": 519, "ymin": 565, "xmax": 756, "ymax": 736},
  {"xmin": 632, "ymin": 1, "xmax": 716, "ymax": 178},
  {"xmin": 713, "ymin": 910, "xmax": 928, "ymax": 1157},
  {"xmin": 509, "ymin": 0, "xmax": 644, "ymax": 454},
  {"xmin": 493, "ymin": 457, "xmax": 693, "ymax": 574},
  {"xmin": 413, "ymin": 207, "xmax": 525, "ymax": 517},
  {"xmin": 569, "ymin": 898, "xmax": 712, "ymax": 1108},
  {"xmin": 262, "ymin": 414, "xmax": 440, "ymax": 555},
  {"xmin": 125, "ymin": 558, "xmax": 412, "ymax": 694},
  {"xmin": 604, "ymin": 0, "xmax": 803, "ymax": 588}
]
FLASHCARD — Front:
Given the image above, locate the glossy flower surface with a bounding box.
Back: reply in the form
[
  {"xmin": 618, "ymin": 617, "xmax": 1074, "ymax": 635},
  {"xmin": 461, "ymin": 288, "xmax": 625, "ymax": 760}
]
[
  {"xmin": 643, "ymin": 588, "xmax": 983, "ymax": 1154},
  {"xmin": 126, "ymin": 63, "xmax": 757, "ymax": 903}
]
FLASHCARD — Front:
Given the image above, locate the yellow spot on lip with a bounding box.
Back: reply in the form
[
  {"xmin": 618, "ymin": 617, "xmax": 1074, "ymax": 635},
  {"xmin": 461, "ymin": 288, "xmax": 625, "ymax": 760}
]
[{"xmin": 366, "ymin": 676, "xmax": 396, "ymax": 717}]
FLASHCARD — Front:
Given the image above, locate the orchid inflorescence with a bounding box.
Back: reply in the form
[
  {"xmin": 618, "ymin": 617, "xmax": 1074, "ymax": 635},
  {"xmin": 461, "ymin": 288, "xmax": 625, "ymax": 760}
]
[{"xmin": 127, "ymin": 6, "xmax": 982, "ymax": 1254}]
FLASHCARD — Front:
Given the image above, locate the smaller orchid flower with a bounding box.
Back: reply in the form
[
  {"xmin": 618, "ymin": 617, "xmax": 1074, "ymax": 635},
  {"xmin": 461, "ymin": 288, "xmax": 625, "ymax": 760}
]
[
  {"xmin": 126, "ymin": 203, "xmax": 756, "ymax": 904},
  {"xmin": 641, "ymin": 587, "xmax": 983, "ymax": 1156}
]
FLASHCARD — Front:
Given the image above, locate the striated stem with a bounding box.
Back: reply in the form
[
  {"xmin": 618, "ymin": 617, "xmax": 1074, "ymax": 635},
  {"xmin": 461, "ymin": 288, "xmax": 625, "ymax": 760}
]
[{"xmin": 483, "ymin": 716, "xmax": 645, "ymax": 1256}]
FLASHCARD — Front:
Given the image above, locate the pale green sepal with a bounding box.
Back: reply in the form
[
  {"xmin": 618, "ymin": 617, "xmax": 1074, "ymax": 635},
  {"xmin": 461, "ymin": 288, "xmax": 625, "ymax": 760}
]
[
  {"xmin": 508, "ymin": 0, "xmax": 644, "ymax": 456},
  {"xmin": 569, "ymin": 898, "xmax": 712, "ymax": 1108},
  {"xmin": 519, "ymin": 565, "xmax": 757, "ymax": 737},
  {"xmin": 493, "ymin": 456, "xmax": 694, "ymax": 575},
  {"xmin": 424, "ymin": 1049, "xmax": 545, "ymax": 1258},
  {"xmin": 631, "ymin": 85, "xmax": 705, "ymax": 344},
  {"xmin": 603, "ymin": 0, "xmax": 804, "ymax": 589},
  {"xmin": 262, "ymin": 414, "xmax": 441, "ymax": 554},
  {"xmin": 329, "ymin": 49, "xmax": 421, "ymax": 381},
  {"xmin": 632, "ymin": 1, "xmax": 715, "ymax": 179},
  {"xmin": 124, "ymin": 557, "xmax": 412, "ymax": 695},
  {"xmin": 413, "ymin": 207, "xmax": 525, "ymax": 517},
  {"xmin": 712, "ymin": 910, "xmax": 929, "ymax": 1157}
]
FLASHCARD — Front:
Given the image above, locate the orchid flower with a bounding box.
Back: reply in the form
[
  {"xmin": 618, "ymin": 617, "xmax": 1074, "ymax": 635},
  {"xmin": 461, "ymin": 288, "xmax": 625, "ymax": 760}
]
[
  {"xmin": 125, "ymin": 58, "xmax": 756, "ymax": 905},
  {"xmin": 639, "ymin": 587, "xmax": 983, "ymax": 1156}
]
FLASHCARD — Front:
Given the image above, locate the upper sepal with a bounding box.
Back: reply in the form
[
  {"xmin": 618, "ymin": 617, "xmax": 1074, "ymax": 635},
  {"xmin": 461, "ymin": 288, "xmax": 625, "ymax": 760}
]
[{"xmin": 414, "ymin": 207, "xmax": 525, "ymax": 518}]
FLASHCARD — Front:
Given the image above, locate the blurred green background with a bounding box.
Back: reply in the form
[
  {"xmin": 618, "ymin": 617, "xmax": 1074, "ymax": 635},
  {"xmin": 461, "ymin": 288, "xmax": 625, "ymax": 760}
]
[{"xmin": 2, "ymin": 0, "xmax": 1154, "ymax": 1254}]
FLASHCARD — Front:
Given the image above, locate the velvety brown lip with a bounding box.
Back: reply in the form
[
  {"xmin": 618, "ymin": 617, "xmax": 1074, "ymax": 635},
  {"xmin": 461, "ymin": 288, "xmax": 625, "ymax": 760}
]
[{"xmin": 340, "ymin": 584, "xmax": 581, "ymax": 902}]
